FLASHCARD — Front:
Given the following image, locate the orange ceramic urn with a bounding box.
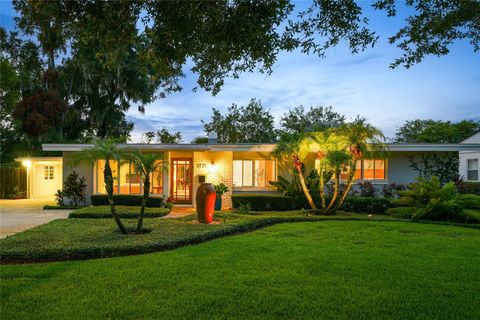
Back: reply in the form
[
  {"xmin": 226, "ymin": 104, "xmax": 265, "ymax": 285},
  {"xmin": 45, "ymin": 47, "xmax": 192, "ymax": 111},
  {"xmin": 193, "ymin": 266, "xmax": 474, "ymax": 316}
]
[{"xmin": 196, "ymin": 183, "xmax": 216, "ymax": 223}]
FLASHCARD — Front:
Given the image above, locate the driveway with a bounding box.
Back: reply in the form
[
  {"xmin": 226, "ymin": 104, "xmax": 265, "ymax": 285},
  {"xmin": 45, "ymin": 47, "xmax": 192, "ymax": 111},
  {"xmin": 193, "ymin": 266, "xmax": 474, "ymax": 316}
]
[{"xmin": 0, "ymin": 198, "xmax": 71, "ymax": 239}]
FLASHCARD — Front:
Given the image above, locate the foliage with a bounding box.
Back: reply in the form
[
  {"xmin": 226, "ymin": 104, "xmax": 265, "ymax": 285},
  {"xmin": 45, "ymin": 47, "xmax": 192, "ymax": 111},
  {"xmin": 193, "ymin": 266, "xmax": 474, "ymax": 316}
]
[
  {"xmin": 279, "ymin": 105, "xmax": 345, "ymax": 134},
  {"xmin": 236, "ymin": 202, "xmax": 252, "ymax": 215},
  {"xmin": 341, "ymin": 196, "xmax": 391, "ymax": 214},
  {"xmin": 203, "ymin": 98, "xmax": 277, "ymax": 143},
  {"xmin": 123, "ymin": 149, "xmax": 167, "ymax": 232},
  {"xmin": 393, "ymin": 119, "xmax": 480, "ymax": 143},
  {"xmin": 357, "ymin": 182, "xmax": 376, "ymax": 197},
  {"xmin": 392, "ymin": 177, "xmax": 463, "ymax": 221},
  {"xmin": 74, "ymin": 139, "xmax": 127, "ymax": 234},
  {"xmin": 144, "ymin": 128, "xmax": 182, "ymax": 144},
  {"xmin": 55, "ymin": 190, "xmax": 64, "ymax": 207},
  {"xmin": 69, "ymin": 206, "xmax": 170, "ymax": 219},
  {"xmin": 214, "ymin": 183, "xmax": 229, "ymax": 197},
  {"xmin": 191, "ymin": 136, "xmax": 209, "ymax": 144},
  {"xmin": 61, "ymin": 171, "xmax": 87, "ymax": 207},
  {"xmin": 407, "ymin": 152, "xmax": 459, "ymax": 184},
  {"xmin": 456, "ymin": 181, "xmax": 480, "ymax": 195},
  {"xmin": 382, "ymin": 183, "xmax": 406, "ymax": 198},
  {"xmin": 232, "ymin": 194, "xmax": 296, "ymax": 211},
  {"xmin": 90, "ymin": 195, "xmax": 165, "ymax": 208},
  {"xmin": 456, "ymin": 194, "xmax": 480, "ymax": 210}
]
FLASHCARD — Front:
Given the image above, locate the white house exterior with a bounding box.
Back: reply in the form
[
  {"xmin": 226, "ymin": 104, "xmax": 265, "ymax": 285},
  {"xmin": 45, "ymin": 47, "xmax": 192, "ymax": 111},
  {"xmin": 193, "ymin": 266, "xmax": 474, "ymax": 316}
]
[
  {"xmin": 459, "ymin": 132, "xmax": 480, "ymax": 181},
  {"xmin": 15, "ymin": 133, "xmax": 480, "ymax": 206}
]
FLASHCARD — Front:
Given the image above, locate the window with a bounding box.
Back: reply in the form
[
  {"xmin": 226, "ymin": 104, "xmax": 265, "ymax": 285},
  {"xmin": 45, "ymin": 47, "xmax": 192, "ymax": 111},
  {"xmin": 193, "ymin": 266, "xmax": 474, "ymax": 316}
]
[
  {"xmin": 318, "ymin": 159, "xmax": 386, "ymax": 181},
  {"xmin": 467, "ymin": 159, "xmax": 479, "ymax": 181},
  {"xmin": 44, "ymin": 166, "xmax": 54, "ymax": 180},
  {"xmin": 233, "ymin": 159, "xmax": 276, "ymax": 187},
  {"xmin": 96, "ymin": 158, "xmax": 164, "ymax": 194}
]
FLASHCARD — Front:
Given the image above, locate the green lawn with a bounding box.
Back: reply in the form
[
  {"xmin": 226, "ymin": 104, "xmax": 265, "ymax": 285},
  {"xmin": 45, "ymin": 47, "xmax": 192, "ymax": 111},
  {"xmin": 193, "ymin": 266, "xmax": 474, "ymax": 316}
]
[{"xmin": 1, "ymin": 221, "xmax": 479, "ymax": 319}]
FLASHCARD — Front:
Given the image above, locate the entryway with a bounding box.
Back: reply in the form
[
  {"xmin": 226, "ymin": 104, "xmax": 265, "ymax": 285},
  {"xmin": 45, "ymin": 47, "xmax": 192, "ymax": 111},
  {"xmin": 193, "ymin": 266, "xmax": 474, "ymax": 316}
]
[{"xmin": 170, "ymin": 158, "xmax": 193, "ymax": 203}]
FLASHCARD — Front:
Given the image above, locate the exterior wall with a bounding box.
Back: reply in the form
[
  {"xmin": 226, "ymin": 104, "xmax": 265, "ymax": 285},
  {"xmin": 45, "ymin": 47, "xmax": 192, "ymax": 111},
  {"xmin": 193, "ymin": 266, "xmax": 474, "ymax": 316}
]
[
  {"xmin": 459, "ymin": 151, "xmax": 480, "ymax": 181},
  {"xmin": 193, "ymin": 151, "xmax": 233, "ymax": 209},
  {"xmin": 62, "ymin": 151, "xmax": 94, "ymax": 203},
  {"xmin": 28, "ymin": 160, "xmax": 62, "ymax": 199}
]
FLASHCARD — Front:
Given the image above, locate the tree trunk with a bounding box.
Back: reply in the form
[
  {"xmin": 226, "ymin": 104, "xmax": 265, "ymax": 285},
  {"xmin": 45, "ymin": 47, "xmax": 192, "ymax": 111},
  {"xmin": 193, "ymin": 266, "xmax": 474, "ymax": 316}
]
[
  {"xmin": 318, "ymin": 161, "xmax": 326, "ymax": 210},
  {"xmin": 104, "ymin": 160, "xmax": 127, "ymax": 234},
  {"xmin": 335, "ymin": 162, "xmax": 357, "ymax": 211},
  {"xmin": 296, "ymin": 167, "xmax": 316, "ymax": 210},
  {"xmin": 137, "ymin": 175, "xmax": 150, "ymax": 233},
  {"xmin": 326, "ymin": 172, "xmax": 340, "ymax": 213}
]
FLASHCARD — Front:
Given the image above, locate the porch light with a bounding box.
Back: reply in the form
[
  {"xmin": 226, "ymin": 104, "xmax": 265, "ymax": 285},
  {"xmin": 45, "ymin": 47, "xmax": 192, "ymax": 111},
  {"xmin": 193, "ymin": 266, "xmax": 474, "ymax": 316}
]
[{"xmin": 21, "ymin": 160, "xmax": 32, "ymax": 168}]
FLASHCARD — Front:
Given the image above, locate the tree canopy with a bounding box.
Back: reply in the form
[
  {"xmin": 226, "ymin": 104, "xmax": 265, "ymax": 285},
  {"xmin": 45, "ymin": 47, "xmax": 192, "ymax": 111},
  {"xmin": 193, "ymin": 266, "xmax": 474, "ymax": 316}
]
[
  {"xmin": 203, "ymin": 99, "xmax": 277, "ymax": 143},
  {"xmin": 143, "ymin": 128, "xmax": 182, "ymax": 144},
  {"xmin": 279, "ymin": 105, "xmax": 345, "ymax": 134},
  {"xmin": 393, "ymin": 119, "xmax": 480, "ymax": 143}
]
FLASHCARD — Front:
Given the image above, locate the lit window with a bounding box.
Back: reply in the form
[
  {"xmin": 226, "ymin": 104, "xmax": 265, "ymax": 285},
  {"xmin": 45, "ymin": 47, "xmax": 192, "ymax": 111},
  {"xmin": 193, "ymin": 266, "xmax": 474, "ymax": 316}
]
[
  {"xmin": 467, "ymin": 159, "xmax": 479, "ymax": 181},
  {"xmin": 233, "ymin": 159, "xmax": 276, "ymax": 187},
  {"xmin": 44, "ymin": 166, "xmax": 54, "ymax": 180}
]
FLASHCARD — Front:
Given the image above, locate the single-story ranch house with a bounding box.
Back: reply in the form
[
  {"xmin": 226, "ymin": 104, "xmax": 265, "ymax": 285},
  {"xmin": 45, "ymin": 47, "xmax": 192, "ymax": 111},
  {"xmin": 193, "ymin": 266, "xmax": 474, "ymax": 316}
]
[{"xmin": 17, "ymin": 133, "xmax": 480, "ymax": 209}]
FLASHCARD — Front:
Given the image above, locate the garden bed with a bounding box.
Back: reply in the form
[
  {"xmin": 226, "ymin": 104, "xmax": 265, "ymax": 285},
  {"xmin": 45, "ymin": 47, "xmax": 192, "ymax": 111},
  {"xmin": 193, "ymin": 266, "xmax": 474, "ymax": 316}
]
[{"xmin": 68, "ymin": 205, "xmax": 171, "ymax": 219}]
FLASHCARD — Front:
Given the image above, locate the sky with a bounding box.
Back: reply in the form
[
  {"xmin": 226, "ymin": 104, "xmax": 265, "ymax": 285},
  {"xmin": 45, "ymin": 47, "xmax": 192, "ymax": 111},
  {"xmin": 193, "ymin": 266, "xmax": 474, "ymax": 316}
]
[{"xmin": 1, "ymin": 1, "xmax": 479, "ymax": 143}]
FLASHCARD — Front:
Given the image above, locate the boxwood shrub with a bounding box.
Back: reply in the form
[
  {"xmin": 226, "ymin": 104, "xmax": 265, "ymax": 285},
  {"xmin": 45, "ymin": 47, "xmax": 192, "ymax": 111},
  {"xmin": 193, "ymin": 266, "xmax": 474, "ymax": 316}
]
[
  {"xmin": 231, "ymin": 194, "xmax": 391, "ymax": 214},
  {"xmin": 69, "ymin": 206, "xmax": 170, "ymax": 219},
  {"xmin": 231, "ymin": 194, "xmax": 297, "ymax": 211},
  {"xmin": 91, "ymin": 194, "xmax": 163, "ymax": 207}
]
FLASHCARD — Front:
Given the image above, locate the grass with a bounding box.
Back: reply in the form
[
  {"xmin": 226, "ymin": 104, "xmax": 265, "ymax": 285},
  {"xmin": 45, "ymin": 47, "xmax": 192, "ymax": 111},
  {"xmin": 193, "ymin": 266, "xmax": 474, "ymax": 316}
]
[
  {"xmin": 1, "ymin": 221, "xmax": 479, "ymax": 319},
  {"xmin": 68, "ymin": 205, "xmax": 171, "ymax": 219},
  {"xmin": 1, "ymin": 211, "xmax": 394, "ymax": 263}
]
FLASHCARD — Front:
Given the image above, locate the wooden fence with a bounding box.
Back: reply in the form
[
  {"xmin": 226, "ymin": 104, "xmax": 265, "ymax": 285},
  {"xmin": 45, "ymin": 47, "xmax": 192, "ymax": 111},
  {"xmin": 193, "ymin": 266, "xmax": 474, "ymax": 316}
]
[{"xmin": 0, "ymin": 166, "xmax": 27, "ymax": 199}]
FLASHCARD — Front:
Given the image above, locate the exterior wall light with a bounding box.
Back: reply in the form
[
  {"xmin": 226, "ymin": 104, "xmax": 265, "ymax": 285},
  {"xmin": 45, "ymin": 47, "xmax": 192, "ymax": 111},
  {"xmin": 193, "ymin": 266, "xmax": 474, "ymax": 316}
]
[{"xmin": 21, "ymin": 160, "xmax": 32, "ymax": 168}]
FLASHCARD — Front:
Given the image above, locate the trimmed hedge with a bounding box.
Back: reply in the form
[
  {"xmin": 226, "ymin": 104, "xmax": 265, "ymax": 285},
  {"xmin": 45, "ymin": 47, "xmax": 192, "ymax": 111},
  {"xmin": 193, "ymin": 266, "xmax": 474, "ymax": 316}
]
[
  {"xmin": 69, "ymin": 206, "xmax": 171, "ymax": 219},
  {"xmin": 232, "ymin": 194, "xmax": 392, "ymax": 214},
  {"xmin": 232, "ymin": 194, "xmax": 297, "ymax": 211},
  {"xmin": 341, "ymin": 197, "xmax": 391, "ymax": 214},
  {"xmin": 91, "ymin": 194, "xmax": 163, "ymax": 207},
  {"xmin": 457, "ymin": 182, "xmax": 480, "ymax": 195}
]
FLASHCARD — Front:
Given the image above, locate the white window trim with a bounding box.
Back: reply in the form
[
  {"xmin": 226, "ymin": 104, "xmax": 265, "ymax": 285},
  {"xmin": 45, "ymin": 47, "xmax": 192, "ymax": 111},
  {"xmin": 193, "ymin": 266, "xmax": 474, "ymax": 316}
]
[
  {"xmin": 466, "ymin": 158, "xmax": 479, "ymax": 181},
  {"xmin": 233, "ymin": 159, "xmax": 277, "ymax": 189}
]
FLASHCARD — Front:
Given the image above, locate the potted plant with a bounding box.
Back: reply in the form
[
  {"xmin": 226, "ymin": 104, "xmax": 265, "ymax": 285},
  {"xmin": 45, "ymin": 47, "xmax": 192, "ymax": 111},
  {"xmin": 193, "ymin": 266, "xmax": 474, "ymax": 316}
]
[{"xmin": 214, "ymin": 183, "xmax": 229, "ymax": 210}]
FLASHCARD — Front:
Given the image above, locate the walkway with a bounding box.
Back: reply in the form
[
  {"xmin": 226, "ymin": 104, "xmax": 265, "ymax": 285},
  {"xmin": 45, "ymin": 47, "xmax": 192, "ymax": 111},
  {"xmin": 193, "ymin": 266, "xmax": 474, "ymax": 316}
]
[{"xmin": 0, "ymin": 198, "xmax": 71, "ymax": 239}]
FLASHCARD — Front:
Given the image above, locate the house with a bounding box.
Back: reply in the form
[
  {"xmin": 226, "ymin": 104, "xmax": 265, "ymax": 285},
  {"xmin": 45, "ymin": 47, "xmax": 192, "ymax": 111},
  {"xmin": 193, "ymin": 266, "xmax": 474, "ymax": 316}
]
[
  {"xmin": 17, "ymin": 134, "xmax": 480, "ymax": 208},
  {"xmin": 459, "ymin": 132, "xmax": 480, "ymax": 181}
]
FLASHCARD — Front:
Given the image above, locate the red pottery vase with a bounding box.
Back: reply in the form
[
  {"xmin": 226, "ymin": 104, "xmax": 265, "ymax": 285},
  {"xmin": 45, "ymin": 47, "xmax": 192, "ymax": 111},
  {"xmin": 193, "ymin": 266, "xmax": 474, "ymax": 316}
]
[{"xmin": 196, "ymin": 183, "xmax": 216, "ymax": 224}]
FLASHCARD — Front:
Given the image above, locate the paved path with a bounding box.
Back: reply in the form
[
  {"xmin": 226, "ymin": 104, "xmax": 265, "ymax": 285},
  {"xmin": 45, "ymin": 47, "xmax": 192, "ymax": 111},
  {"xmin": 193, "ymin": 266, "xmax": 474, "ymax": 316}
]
[{"xmin": 0, "ymin": 198, "xmax": 71, "ymax": 239}]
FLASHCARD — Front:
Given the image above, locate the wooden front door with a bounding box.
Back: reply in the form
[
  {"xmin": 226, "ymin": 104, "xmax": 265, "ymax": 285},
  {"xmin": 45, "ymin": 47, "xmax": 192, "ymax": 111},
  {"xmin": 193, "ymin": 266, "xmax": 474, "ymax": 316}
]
[{"xmin": 170, "ymin": 158, "xmax": 193, "ymax": 203}]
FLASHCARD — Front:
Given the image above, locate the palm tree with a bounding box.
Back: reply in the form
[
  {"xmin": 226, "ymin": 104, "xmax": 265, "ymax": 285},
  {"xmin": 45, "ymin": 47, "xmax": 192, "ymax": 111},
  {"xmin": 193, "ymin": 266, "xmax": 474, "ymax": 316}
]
[
  {"xmin": 123, "ymin": 149, "xmax": 166, "ymax": 233},
  {"xmin": 334, "ymin": 118, "xmax": 387, "ymax": 210},
  {"xmin": 74, "ymin": 139, "xmax": 127, "ymax": 234},
  {"xmin": 273, "ymin": 133, "xmax": 317, "ymax": 210}
]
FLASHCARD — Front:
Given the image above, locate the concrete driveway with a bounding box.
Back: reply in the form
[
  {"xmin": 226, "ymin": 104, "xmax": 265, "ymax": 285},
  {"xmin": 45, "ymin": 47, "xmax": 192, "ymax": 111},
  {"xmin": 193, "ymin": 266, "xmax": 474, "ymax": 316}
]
[{"xmin": 0, "ymin": 198, "xmax": 71, "ymax": 239}]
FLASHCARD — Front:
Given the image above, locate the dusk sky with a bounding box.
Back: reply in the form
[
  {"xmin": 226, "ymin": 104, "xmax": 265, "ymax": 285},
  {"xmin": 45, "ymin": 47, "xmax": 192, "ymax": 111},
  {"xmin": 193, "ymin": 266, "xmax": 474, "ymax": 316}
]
[{"xmin": 2, "ymin": 1, "xmax": 479, "ymax": 142}]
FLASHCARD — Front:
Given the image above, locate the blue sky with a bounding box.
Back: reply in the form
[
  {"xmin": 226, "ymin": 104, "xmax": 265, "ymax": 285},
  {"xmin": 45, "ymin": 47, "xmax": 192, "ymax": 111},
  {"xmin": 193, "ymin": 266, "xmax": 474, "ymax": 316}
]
[{"xmin": 1, "ymin": 1, "xmax": 479, "ymax": 142}]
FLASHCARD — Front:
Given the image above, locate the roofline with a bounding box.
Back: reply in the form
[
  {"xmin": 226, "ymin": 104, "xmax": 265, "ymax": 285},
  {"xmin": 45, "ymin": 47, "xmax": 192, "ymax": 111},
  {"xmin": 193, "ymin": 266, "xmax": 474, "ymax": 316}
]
[
  {"xmin": 42, "ymin": 143, "xmax": 480, "ymax": 153},
  {"xmin": 15, "ymin": 157, "xmax": 63, "ymax": 162}
]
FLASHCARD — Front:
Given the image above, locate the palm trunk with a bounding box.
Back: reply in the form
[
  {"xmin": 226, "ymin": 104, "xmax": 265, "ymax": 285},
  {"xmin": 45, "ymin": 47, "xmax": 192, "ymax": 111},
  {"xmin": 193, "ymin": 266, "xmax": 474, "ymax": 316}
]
[
  {"xmin": 318, "ymin": 162, "xmax": 326, "ymax": 210},
  {"xmin": 137, "ymin": 175, "xmax": 150, "ymax": 233},
  {"xmin": 297, "ymin": 168, "xmax": 316, "ymax": 210},
  {"xmin": 104, "ymin": 161, "xmax": 127, "ymax": 234},
  {"xmin": 335, "ymin": 162, "xmax": 357, "ymax": 211},
  {"xmin": 326, "ymin": 172, "xmax": 340, "ymax": 213}
]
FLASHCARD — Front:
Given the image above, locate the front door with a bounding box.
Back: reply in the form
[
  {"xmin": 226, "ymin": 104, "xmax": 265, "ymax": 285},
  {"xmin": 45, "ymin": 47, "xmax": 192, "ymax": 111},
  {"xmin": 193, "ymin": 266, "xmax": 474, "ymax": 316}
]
[{"xmin": 170, "ymin": 158, "xmax": 193, "ymax": 203}]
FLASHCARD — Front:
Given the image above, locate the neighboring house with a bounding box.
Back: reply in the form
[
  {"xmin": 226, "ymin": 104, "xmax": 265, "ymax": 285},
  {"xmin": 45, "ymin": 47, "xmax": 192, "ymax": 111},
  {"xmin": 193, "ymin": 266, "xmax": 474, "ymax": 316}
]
[
  {"xmin": 17, "ymin": 134, "xmax": 480, "ymax": 208},
  {"xmin": 459, "ymin": 132, "xmax": 480, "ymax": 181}
]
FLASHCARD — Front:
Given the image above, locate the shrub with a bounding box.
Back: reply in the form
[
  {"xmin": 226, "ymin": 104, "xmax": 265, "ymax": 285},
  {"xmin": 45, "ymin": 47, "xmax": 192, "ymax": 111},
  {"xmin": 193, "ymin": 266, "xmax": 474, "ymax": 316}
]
[
  {"xmin": 91, "ymin": 194, "xmax": 164, "ymax": 207},
  {"xmin": 69, "ymin": 206, "xmax": 170, "ymax": 219},
  {"xmin": 62, "ymin": 171, "xmax": 87, "ymax": 207},
  {"xmin": 236, "ymin": 202, "xmax": 252, "ymax": 215},
  {"xmin": 457, "ymin": 194, "xmax": 480, "ymax": 209},
  {"xmin": 457, "ymin": 181, "xmax": 480, "ymax": 195},
  {"xmin": 386, "ymin": 207, "xmax": 415, "ymax": 219},
  {"xmin": 231, "ymin": 194, "xmax": 296, "ymax": 211},
  {"xmin": 341, "ymin": 196, "xmax": 391, "ymax": 214},
  {"xmin": 382, "ymin": 183, "xmax": 406, "ymax": 198},
  {"xmin": 357, "ymin": 182, "xmax": 376, "ymax": 197}
]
